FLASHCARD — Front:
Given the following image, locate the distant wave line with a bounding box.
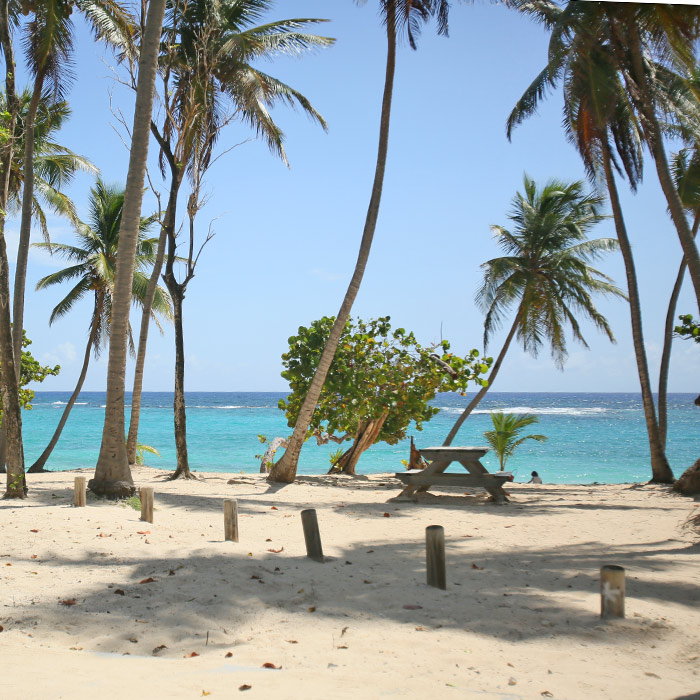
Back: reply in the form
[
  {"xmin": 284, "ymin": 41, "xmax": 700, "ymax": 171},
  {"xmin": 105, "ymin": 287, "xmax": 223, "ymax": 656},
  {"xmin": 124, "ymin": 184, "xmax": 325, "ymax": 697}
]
[{"xmin": 437, "ymin": 406, "xmax": 611, "ymax": 416}]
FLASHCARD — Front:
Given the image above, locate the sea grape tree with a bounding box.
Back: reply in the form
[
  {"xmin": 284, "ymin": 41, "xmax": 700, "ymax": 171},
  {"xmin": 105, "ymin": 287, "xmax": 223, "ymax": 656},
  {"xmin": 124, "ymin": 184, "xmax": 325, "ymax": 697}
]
[{"xmin": 279, "ymin": 316, "xmax": 491, "ymax": 475}]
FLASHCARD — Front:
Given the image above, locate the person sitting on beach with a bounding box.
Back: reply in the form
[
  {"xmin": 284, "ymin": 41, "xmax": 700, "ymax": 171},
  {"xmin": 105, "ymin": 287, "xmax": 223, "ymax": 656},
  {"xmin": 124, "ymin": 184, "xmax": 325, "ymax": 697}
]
[{"xmin": 528, "ymin": 470, "xmax": 542, "ymax": 484}]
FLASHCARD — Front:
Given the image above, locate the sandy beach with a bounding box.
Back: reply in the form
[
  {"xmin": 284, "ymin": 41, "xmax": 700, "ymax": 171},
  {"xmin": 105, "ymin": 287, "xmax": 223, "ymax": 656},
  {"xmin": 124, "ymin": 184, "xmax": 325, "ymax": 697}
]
[{"xmin": 1, "ymin": 466, "xmax": 699, "ymax": 699}]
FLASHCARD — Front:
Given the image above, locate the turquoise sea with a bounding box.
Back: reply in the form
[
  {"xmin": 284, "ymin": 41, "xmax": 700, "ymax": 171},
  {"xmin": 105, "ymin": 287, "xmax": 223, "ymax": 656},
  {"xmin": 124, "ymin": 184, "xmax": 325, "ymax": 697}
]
[{"xmin": 21, "ymin": 392, "xmax": 698, "ymax": 484}]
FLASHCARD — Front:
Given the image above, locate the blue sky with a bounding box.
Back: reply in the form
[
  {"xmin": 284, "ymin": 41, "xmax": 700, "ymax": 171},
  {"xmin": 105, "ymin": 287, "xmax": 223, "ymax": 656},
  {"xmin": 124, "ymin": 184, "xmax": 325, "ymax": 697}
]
[{"xmin": 11, "ymin": 0, "xmax": 700, "ymax": 394}]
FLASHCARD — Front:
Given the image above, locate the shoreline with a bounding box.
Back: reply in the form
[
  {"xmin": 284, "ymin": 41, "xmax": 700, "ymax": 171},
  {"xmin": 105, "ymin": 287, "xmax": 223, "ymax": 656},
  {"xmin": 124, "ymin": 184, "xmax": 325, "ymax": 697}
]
[{"xmin": 2, "ymin": 466, "xmax": 699, "ymax": 698}]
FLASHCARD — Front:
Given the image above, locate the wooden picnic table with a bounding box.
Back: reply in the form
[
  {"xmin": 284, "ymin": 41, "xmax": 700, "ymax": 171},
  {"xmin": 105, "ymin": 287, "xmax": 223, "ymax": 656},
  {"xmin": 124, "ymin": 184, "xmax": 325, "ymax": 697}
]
[{"xmin": 394, "ymin": 446, "xmax": 510, "ymax": 504}]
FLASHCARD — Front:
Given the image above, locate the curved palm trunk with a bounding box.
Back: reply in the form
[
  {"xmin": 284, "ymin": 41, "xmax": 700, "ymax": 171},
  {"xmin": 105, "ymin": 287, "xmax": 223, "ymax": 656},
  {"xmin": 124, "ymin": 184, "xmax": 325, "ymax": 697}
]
[
  {"xmin": 29, "ymin": 307, "xmax": 99, "ymax": 472},
  {"xmin": 0, "ymin": 0, "xmax": 25, "ymax": 498},
  {"xmin": 658, "ymin": 213, "xmax": 699, "ymax": 449},
  {"xmin": 612, "ymin": 9, "xmax": 700, "ymax": 311},
  {"xmin": 602, "ymin": 141, "xmax": 673, "ymax": 483},
  {"xmin": 12, "ymin": 69, "xmax": 47, "ymax": 378},
  {"xmin": 329, "ymin": 412, "xmax": 388, "ymax": 476},
  {"xmin": 126, "ymin": 175, "xmax": 181, "ymax": 465},
  {"xmin": 91, "ymin": 0, "xmax": 167, "ymax": 498},
  {"xmin": 442, "ymin": 316, "xmax": 519, "ymax": 447},
  {"xmin": 268, "ymin": 1, "xmax": 397, "ymax": 484}
]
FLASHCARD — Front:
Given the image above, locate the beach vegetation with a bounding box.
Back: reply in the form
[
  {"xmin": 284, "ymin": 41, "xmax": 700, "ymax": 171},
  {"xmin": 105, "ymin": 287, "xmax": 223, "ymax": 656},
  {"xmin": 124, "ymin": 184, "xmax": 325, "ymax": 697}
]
[
  {"xmin": 269, "ymin": 0, "xmax": 454, "ymax": 485},
  {"xmin": 280, "ymin": 315, "xmax": 490, "ymax": 475},
  {"xmin": 483, "ymin": 412, "xmax": 547, "ymax": 472},
  {"xmin": 0, "ymin": 329, "xmax": 60, "ymax": 429},
  {"xmin": 135, "ymin": 443, "xmax": 161, "ymax": 466},
  {"xmin": 30, "ymin": 179, "xmax": 171, "ymax": 473},
  {"xmin": 443, "ymin": 176, "xmax": 624, "ymax": 447}
]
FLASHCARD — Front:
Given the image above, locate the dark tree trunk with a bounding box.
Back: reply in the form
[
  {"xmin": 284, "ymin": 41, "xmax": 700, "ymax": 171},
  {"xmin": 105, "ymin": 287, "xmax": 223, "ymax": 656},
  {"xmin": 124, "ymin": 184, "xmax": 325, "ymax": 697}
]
[
  {"xmin": 269, "ymin": 1, "xmax": 397, "ymax": 483},
  {"xmin": 29, "ymin": 304, "xmax": 100, "ymax": 472},
  {"xmin": 442, "ymin": 316, "xmax": 519, "ymax": 447},
  {"xmin": 163, "ymin": 273, "xmax": 193, "ymax": 479},
  {"xmin": 602, "ymin": 141, "xmax": 674, "ymax": 483}
]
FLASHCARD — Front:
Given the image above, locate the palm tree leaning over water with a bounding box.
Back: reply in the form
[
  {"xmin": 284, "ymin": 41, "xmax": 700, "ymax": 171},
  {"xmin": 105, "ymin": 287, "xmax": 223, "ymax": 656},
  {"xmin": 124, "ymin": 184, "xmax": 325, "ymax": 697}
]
[
  {"xmin": 269, "ymin": 0, "xmax": 453, "ymax": 484},
  {"xmin": 29, "ymin": 179, "xmax": 171, "ymax": 472},
  {"xmin": 506, "ymin": 0, "xmax": 678, "ymax": 483},
  {"xmin": 91, "ymin": 0, "xmax": 167, "ymax": 498},
  {"xmin": 443, "ymin": 177, "xmax": 624, "ymax": 447}
]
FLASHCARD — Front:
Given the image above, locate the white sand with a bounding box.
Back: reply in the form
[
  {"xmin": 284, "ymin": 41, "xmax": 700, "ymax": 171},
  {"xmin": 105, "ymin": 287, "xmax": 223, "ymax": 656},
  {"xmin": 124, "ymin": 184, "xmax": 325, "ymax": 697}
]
[{"xmin": 1, "ymin": 466, "xmax": 699, "ymax": 699}]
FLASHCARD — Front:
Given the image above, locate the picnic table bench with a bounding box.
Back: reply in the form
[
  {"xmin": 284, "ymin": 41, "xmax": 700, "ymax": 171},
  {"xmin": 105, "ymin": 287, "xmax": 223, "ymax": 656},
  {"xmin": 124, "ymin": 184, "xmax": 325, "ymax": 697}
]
[{"xmin": 393, "ymin": 446, "xmax": 510, "ymax": 504}]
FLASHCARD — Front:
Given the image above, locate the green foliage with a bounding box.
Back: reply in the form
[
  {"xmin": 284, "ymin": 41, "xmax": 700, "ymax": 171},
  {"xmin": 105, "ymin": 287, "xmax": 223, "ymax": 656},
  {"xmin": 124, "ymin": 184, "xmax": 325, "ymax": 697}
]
[
  {"xmin": 675, "ymin": 314, "xmax": 700, "ymax": 343},
  {"xmin": 280, "ymin": 316, "xmax": 491, "ymax": 451},
  {"xmin": 135, "ymin": 443, "xmax": 161, "ymax": 466},
  {"xmin": 0, "ymin": 330, "xmax": 60, "ymax": 426},
  {"xmin": 124, "ymin": 495, "xmax": 141, "ymax": 511},
  {"xmin": 483, "ymin": 412, "xmax": 547, "ymax": 471}
]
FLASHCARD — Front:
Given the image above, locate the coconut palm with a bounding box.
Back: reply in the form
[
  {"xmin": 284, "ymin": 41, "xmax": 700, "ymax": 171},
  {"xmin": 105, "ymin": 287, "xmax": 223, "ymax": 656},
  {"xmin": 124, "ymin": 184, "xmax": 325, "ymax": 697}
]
[
  {"xmin": 0, "ymin": 0, "xmax": 26, "ymax": 497},
  {"xmin": 505, "ymin": 1, "xmax": 677, "ymax": 483},
  {"xmin": 29, "ymin": 179, "xmax": 171, "ymax": 472},
  {"xmin": 268, "ymin": 0, "xmax": 452, "ymax": 483},
  {"xmin": 11, "ymin": 0, "xmax": 133, "ymax": 393},
  {"xmin": 126, "ymin": 0, "xmax": 332, "ymax": 478},
  {"xmin": 484, "ymin": 412, "xmax": 547, "ymax": 472},
  {"xmin": 443, "ymin": 176, "xmax": 624, "ymax": 446},
  {"xmin": 91, "ymin": 0, "xmax": 166, "ymax": 498}
]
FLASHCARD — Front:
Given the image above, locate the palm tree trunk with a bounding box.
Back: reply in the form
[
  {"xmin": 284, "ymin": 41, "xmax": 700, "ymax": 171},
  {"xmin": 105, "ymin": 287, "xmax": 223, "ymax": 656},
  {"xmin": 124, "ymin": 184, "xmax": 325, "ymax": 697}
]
[
  {"xmin": 268, "ymin": 1, "xmax": 398, "ymax": 484},
  {"xmin": 29, "ymin": 306, "xmax": 99, "ymax": 472},
  {"xmin": 442, "ymin": 316, "xmax": 519, "ymax": 447},
  {"xmin": 163, "ymin": 278, "xmax": 192, "ymax": 479},
  {"xmin": 602, "ymin": 141, "xmax": 674, "ymax": 483},
  {"xmin": 0, "ymin": 0, "xmax": 26, "ymax": 498},
  {"xmin": 658, "ymin": 213, "xmax": 699, "ymax": 449},
  {"xmin": 126, "ymin": 174, "xmax": 181, "ymax": 464},
  {"xmin": 12, "ymin": 69, "xmax": 47, "ymax": 379},
  {"xmin": 91, "ymin": 0, "xmax": 167, "ymax": 498}
]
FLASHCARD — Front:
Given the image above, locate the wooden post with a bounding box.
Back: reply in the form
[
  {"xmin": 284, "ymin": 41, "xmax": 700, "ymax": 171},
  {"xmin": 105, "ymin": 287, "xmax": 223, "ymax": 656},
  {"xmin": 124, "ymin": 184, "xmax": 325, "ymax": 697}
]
[
  {"xmin": 426, "ymin": 525, "xmax": 446, "ymax": 590},
  {"xmin": 73, "ymin": 476, "xmax": 86, "ymax": 507},
  {"xmin": 600, "ymin": 564, "xmax": 625, "ymax": 618},
  {"xmin": 301, "ymin": 509, "xmax": 324, "ymax": 562},
  {"xmin": 224, "ymin": 499, "xmax": 239, "ymax": 542},
  {"xmin": 140, "ymin": 487, "xmax": 154, "ymax": 524}
]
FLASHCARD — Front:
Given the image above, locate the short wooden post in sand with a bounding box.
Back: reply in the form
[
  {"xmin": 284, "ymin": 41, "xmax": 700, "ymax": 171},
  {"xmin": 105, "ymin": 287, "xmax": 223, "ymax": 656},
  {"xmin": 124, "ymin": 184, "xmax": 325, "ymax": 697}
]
[
  {"xmin": 140, "ymin": 487, "xmax": 154, "ymax": 524},
  {"xmin": 73, "ymin": 476, "xmax": 86, "ymax": 507},
  {"xmin": 224, "ymin": 499, "xmax": 239, "ymax": 542},
  {"xmin": 426, "ymin": 525, "xmax": 446, "ymax": 590},
  {"xmin": 301, "ymin": 509, "xmax": 324, "ymax": 562},
  {"xmin": 600, "ymin": 565, "xmax": 625, "ymax": 618}
]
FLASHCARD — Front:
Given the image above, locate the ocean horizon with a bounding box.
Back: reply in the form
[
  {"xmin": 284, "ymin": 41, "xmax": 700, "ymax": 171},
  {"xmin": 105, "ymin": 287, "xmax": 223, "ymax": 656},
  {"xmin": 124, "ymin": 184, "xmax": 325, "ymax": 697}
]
[{"xmin": 20, "ymin": 391, "xmax": 698, "ymax": 484}]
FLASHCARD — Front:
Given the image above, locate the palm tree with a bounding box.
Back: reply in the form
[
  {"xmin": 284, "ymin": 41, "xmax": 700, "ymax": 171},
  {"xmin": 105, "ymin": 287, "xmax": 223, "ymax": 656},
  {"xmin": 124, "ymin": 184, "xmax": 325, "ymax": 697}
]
[
  {"xmin": 268, "ymin": 0, "xmax": 452, "ymax": 483},
  {"xmin": 443, "ymin": 176, "xmax": 624, "ymax": 446},
  {"xmin": 484, "ymin": 412, "xmax": 547, "ymax": 472},
  {"xmin": 11, "ymin": 0, "xmax": 133, "ymax": 398},
  {"xmin": 29, "ymin": 179, "xmax": 170, "ymax": 472},
  {"xmin": 658, "ymin": 148, "xmax": 700, "ymax": 449},
  {"xmin": 506, "ymin": 0, "xmax": 677, "ymax": 482},
  {"xmin": 126, "ymin": 0, "xmax": 332, "ymax": 478},
  {"xmin": 0, "ymin": 0, "xmax": 26, "ymax": 498},
  {"xmin": 91, "ymin": 0, "xmax": 167, "ymax": 498}
]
